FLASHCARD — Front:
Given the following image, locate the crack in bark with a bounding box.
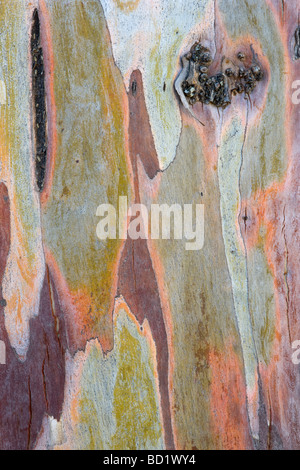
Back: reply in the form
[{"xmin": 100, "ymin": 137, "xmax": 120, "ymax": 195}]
[
  {"xmin": 237, "ymin": 102, "xmax": 266, "ymax": 447},
  {"xmin": 267, "ymin": 389, "xmax": 272, "ymax": 450},
  {"xmin": 27, "ymin": 378, "xmax": 32, "ymax": 450},
  {"xmin": 46, "ymin": 266, "xmax": 62, "ymax": 352},
  {"xmin": 282, "ymin": 204, "xmax": 292, "ymax": 344},
  {"xmin": 42, "ymin": 356, "xmax": 49, "ymax": 413},
  {"xmin": 238, "ymin": 103, "xmax": 259, "ymax": 363}
]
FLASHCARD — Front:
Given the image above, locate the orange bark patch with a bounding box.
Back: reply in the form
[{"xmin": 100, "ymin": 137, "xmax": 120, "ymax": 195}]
[{"xmin": 209, "ymin": 341, "xmax": 252, "ymax": 450}]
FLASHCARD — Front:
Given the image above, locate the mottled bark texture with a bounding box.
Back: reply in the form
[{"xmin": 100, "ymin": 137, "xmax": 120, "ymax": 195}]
[{"xmin": 0, "ymin": 0, "xmax": 299, "ymax": 450}]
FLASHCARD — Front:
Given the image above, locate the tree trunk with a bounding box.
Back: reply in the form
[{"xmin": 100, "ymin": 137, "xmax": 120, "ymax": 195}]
[{"xmin": 0, "ymin": 0, "xmax": 299, "ymax": 450}]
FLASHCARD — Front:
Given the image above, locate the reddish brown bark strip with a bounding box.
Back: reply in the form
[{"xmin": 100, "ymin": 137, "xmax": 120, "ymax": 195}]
[
  {"xmin": 117, "ymin": 70, "xmax": 174, "ymax": 449},
  {"xmin": 128, "ymin": 70, "xmax": 160, "ymax": 185},
  {"xmin": 0, "ymin": 185, "xmax": 67, "ymax": 448}
]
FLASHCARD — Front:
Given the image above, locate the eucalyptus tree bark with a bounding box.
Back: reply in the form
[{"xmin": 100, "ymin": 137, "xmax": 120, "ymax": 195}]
[{"xmin": 0, "ymin": 0, "xmax": 299, "ymax": 450}]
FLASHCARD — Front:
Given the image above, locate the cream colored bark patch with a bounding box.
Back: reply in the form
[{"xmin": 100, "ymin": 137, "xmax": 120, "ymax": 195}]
[
  {"xmin": 101, "ymin": 0, "xmax": 214, "ymax": 170},
  {"xmin": 37, "ymin": 307, "xmax": 164, "ymax": 450}
]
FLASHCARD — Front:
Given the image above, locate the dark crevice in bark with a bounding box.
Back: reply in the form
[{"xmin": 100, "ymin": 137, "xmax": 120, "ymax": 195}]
[
  {"xmin": 295, "ymin": 26, "xmax": 300, "ymax": 59},
  {"xmin": 31, "ymin": 9, "xmax": 47, "ymax": 191}
]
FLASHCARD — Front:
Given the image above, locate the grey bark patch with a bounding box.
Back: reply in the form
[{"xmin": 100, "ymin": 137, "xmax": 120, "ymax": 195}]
[{"xmin": 0, "ymin": 341, "xmax": 5, "ymax": 365}]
